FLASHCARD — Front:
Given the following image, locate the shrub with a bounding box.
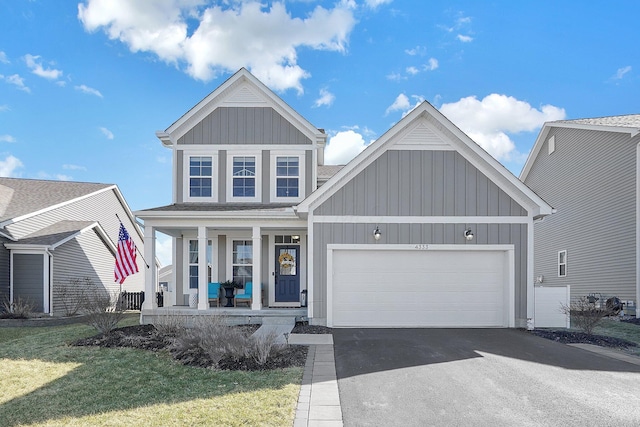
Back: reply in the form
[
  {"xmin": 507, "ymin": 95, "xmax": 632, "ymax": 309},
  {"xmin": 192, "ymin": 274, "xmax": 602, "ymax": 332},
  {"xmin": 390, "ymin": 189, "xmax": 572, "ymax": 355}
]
[
  {"xmin": 249, "ymin": 330, "xmax": 283, "ymax": 366},
  {"xmin": 56, "ymin": 277, "xmax": 91, "ymax": 317},
  {"xmin": 81, "ymin": 281, "xmax": 125, "ymax": 334},
  {"xmin": 0, "ymin": 296, "xmax": 34, "ymax": 319},
  {"xmin": 153, "ymin": 311, "xmax": 187, "ymax": 337},
  {"xmin": 562, "ymin": 296, "xmax": 614, "ymax": 335}
]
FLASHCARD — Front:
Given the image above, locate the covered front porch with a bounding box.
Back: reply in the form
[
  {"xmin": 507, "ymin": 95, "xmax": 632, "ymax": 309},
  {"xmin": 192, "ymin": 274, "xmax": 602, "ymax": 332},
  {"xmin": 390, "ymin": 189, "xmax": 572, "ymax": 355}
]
[
  {"xmin": 140, "ymin": 306, "xmax": 308, "ymax": 326},
  {"xmin": 138, "ymin": 207, "xmax": 309, "ymax": 318}
]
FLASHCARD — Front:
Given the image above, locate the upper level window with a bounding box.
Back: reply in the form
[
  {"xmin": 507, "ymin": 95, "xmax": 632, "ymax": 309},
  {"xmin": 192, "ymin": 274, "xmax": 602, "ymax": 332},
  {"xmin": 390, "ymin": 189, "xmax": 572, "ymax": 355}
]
[
  {"xmin": 189, "ymin": 156, "xmax": 212, "ymax": 198},
  {"xmin": 232, "ymin": 156, "xmax": 256, "ymax": 197},
  {"xmin": 558, "ymin": 250, "xmax": 567, "ymax": 277},
  {"xmin": 227, "ymin": 152, "xmax": 261, "ymax": 202},
  {"xmin": 276, "ymin": 157, "xmax": 299, "ymax": 197}
]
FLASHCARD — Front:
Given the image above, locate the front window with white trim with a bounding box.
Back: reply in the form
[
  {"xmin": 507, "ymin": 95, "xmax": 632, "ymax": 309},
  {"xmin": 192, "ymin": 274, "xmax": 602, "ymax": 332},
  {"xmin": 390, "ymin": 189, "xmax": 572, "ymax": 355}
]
[
  {"xmin": 232, "ymin": 240, "xmax": 253, "ymax": 286},
  {"xmin": 227, "ymin": 153, "xmax": 261, "ymax": 202},
  {"xmin": 558, "ymin": 250, "xmax": 567, "ymax": 277},
  {"xmin": 271, "ymin": 153, "xmax": 304, "ymax": 202},
  {"xmin": 188, "ymin": 240, "xmax": 213, "ymax": 289},
  {"xmin": 184, "ymin": 153, "xmax": 218, "ymax": 202}
]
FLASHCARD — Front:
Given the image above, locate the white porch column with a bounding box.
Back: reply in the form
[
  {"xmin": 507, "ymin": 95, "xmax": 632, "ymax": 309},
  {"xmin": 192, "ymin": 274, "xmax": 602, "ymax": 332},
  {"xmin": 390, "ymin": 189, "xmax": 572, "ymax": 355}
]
[
  {"xmin": 142, "ymin": 225, "xmax": 157, "ymax": 310},
  {"xmin": 197, "ymin": 226, "xmax": 209, "ymax": 310},
  {"xmin": 252, "ymin": 226, "xmax": 262, "ymax": 310}
]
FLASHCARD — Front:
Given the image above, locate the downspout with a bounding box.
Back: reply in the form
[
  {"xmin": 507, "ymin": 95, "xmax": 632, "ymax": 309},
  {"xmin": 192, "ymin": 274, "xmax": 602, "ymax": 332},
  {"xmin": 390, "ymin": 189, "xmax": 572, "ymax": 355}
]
[{"xmin": 45, "ymin": 248, "xmax": 53, "ymax": 316}]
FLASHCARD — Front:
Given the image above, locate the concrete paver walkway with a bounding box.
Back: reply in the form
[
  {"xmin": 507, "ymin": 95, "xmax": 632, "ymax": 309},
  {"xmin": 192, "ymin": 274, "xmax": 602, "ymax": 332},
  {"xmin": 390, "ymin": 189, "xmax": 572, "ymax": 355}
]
[{"xmin": 293, "ymin": 334, "xmax": 342, "ymax": 427}]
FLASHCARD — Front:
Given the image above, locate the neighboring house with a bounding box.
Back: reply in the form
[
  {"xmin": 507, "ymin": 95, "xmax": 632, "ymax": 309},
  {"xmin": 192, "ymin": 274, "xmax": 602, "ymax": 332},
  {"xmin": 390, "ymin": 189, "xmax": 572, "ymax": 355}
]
[
  {"xmin": 0, "ymin": 178, "xmax": 144, "ymax": 315},
  {"xmin": 136, "ymin": 68, "xmax": 552, "ymax": 328},
  {"xmin": 521, "ymin": 115, "xmax": 640, "ymax": 313}
]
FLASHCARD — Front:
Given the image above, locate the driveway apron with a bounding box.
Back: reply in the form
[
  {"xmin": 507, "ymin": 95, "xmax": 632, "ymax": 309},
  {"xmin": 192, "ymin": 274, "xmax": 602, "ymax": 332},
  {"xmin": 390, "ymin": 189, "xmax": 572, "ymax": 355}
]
[{"xmin": 333, "ymin": 328, "xmax": 640, "ymax": 427}]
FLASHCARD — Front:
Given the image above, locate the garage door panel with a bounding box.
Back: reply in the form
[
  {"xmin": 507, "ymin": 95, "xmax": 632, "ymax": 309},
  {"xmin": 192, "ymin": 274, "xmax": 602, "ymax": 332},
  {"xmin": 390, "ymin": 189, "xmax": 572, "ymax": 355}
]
[{"xmin": 331, "ymin": 248, "xmax": 510, "ymax": 327}]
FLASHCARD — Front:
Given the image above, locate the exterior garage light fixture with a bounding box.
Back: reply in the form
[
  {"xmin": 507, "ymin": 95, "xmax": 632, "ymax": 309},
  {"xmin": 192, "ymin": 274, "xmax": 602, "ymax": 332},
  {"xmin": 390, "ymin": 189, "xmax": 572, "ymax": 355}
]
[
  {"xmin": 373, "ymin": 226, "xmax": 382, "ymax": 241},
  {"xmin": 464, "ymin": 229, "xmax": 474, "ymax": 241}
]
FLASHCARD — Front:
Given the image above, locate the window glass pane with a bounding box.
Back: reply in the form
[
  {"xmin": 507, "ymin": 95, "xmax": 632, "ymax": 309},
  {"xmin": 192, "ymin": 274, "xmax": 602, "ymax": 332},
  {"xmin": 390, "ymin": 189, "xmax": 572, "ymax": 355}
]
[
  {"xmin": 276, "ymin": 157, "xmax": 299, "ymax": 177},
  {"xmin": 233, "ymin": 157, "xmax": 255, "ymax": 177},
  {"xmin": 233, "ymin": 241, "xmax": 253, "ymax": 264},
  {"xmin": 189, "ymin": 240, "xmax": 198, "ymax": 263},
  {"xmin": 189, "ymin": 156, "xmax": 213, "ymax": 198},
  {"xmin": 233, "ymin": 177, "xmax": 255, "ymax": 197},
  {"xmin": 233, "ymin": 266, "xmax": 253, "ymax": 286},
  {"xmin": 277, "ymin": 178, "xmax": 299, "ymax": 197},
  {"xmin": 278, "ymin": 248, "xmax": 297, "ymax": 275}
]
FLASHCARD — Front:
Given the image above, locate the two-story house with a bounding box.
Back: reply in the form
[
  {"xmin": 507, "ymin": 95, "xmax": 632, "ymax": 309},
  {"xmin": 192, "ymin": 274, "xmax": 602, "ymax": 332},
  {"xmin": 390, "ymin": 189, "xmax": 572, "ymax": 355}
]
[
  {"xmin": 136, "ymin": 68, "xmax": 553, "ymax": 328},
  {"xmin": 521, "ymin": 115, "xmax": 640, "ymax": 314}
]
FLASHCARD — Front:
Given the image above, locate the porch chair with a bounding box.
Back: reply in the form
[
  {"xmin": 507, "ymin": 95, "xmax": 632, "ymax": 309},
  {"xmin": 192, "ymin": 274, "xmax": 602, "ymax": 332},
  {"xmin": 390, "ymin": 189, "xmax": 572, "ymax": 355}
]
[
  {"xmin": 234, "ymin": 282, "xmax": 252, "ymax": 307},
  {"xmin": 208, "ymin": 282, "xmax": 221, "ymax": 307}
]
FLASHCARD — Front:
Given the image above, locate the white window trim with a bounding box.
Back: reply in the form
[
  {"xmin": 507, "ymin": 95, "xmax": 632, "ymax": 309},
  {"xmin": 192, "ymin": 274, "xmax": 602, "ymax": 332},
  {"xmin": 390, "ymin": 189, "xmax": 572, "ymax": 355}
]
[
  {"xmin": 558, "ymin": 250, "xmax": 567, "ymax": 277},
  {"xmin": 226, "ymin": 151, "xmax": 262, "ymax": 203},
  {"xmin": 183, "ymin": 152, "xmax": 218, "ymax": 202},
  {"xmin": 225, "ymin": 232, "xmax": 254, "ymax": 285},
  {"xmin": 270, "ymin": 152, "xmax": 305, "ymax": 203}
]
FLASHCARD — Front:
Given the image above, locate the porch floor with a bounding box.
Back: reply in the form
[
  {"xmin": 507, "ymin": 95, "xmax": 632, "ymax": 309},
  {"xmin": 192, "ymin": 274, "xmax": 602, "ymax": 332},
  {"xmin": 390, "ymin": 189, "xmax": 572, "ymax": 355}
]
[{"xmin": 140, "ymin": 306, "xmax": 308, "ymax": 325}]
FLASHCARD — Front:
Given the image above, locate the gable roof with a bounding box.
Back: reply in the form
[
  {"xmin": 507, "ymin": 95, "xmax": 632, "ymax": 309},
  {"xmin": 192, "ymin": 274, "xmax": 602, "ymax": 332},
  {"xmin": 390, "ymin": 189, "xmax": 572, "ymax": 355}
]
[
  {"xmin": 156, "ymin": 68, "xmax": 327, "ymax": 147},
  {"xmin": 0, "ymin": 178, "xmax": 114, "ymax": 225},
  {"xmin": 520, "ymin": 114, "xmax": 640, "ymax": 181},
  {"xmin": 297, "ymin": 101, "xmax": 553, "ymax": 219},
  {"xmin": 5, "ymin": 220, "xmax": 116, "ymax": 253}
]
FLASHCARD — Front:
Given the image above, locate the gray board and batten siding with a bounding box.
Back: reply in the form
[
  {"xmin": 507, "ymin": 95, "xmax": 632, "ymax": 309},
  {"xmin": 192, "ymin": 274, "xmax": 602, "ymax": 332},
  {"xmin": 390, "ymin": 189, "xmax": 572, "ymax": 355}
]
[
  {"xmin": 311, "ymin": 149, "xmax": 530, "ymax": 322},
  {"xmin": 177, "ymin": 107, "xmax": 312, "ymax": 146},
  {"xmin": 524, "ymin": 127, "xmax": 639, "ymax": 302}
]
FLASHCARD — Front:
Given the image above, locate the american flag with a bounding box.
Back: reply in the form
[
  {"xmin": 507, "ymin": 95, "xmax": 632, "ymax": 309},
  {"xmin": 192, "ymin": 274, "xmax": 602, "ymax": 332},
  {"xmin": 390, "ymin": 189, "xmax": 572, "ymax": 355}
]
[{"xmin": 115, "ymin": 222, "xmax": 138, "ymax": 284}]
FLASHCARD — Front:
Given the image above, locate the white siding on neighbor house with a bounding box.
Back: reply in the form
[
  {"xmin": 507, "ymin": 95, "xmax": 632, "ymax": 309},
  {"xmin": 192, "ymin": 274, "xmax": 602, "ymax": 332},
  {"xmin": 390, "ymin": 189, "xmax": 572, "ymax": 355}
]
[
  {"xmin": 524, "ymin": 127, "xmax": 638, "ymax": 302},
  {"xmin": 51, "ymin": 229, "xmax": 124, "ymax": 315}
]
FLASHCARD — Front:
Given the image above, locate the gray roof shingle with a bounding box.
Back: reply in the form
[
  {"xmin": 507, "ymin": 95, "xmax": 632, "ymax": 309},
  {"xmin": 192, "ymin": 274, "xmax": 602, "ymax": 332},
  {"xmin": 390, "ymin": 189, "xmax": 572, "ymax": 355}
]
[
  {"xmin": 17, "ymin": 220, "xmax": 96, "ymax": 246},
  {"xmin": 0, "ymin": 178, "xmax": 112, "ymax": 223},
  {"xmin": 555, "ymin": 114, "xmax": 640, "ymax": 128}
]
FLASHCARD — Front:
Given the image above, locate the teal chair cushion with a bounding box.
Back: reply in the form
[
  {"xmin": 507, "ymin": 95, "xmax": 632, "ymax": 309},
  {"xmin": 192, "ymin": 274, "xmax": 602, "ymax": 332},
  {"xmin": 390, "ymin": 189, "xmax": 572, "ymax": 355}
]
[
  {"xmin": 208, "ymin": 283, "xmax": 220, "ymax": 299},
  {"xmin": 235, "ymin": 282, "xmax": 252, "ymax": 300}
]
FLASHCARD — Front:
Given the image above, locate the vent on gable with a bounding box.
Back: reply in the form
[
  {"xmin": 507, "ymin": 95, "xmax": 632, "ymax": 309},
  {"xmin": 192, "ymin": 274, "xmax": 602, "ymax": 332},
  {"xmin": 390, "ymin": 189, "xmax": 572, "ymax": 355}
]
[
  {"xmin": 393, "ymin": 123, "xmax": 452, "ymax": 150},
  {"xmin": 548, "ymin": 135, "xmax": 556, "ymax": 154},
  {"xmin": 225, "ymin": 86, "xmax": 266, "ymax": 104}
]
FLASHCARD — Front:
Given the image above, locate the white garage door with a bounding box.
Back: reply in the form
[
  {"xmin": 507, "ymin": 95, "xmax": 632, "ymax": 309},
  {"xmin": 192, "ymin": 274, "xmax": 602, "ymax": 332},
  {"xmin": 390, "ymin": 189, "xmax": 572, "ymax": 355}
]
[{"xmin": 330, "ymin": 247, "xmax": 512, "ymax": 327}]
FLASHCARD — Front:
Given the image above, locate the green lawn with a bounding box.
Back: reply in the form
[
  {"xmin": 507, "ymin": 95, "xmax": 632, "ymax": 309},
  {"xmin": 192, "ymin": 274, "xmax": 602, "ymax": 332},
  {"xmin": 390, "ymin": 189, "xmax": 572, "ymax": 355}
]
[
  {"xmin": 593, "ymin": 318, "xmax": 640, "ymax": 356},
  {"xmin": 0, "ymin": 317, "xmax": 302, "ymax": 426}
]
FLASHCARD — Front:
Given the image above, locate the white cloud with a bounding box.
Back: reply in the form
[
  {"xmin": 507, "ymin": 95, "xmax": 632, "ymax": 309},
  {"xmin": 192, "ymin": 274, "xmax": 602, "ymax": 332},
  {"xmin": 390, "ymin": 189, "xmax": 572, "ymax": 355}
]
[
  {"xmin": 324, "ymin": 130, "xmax": 368, "ymax": 165},
  {"xmin": 613, "ymin": 65, "xmax": 632, "ymax": 80},
  {"xmin": 63, "ymin": 164, "xmax": 87, "ymax": 171},
  {"xmin": 24, "ymin": 54, "xmax": 63, "ymax": 80},
  {"xmin": 0, "ymin": 135, "xmax": 16, "ymax": 143},
  {"xmin": 386, "ymin": 72, "xmax": 404, "ymax": 81},
  {"xmin": 0, "ymin": 51, "xmax": 9, "ymax": 64},
  {"xmin": 314, "ymin": 88, "xmax": 335, "ymax": 107},
  {"xmin": 0, "ymin": 155, "xmax": 23, "ymax": 177},
  {"xmin": 2, "ymin": 74, "xmax": 30, "ymax": 93},
  {"xmin": 457, "ymin": 34, "xmax": 473, "ymax": 42},
  {"xmin": 423, "ymin": 58, "xmax": 438, "ymax": 71},
  {"xmin": 439, "ymin": 94, "xmax": 566, "ymax": 161},
  {"xmin": 155, "ymin": 233, "xmax": 173, "ymax": 267},
  {"xmin": 406, "ymin": 66, "xmax": 419, "ymax": 75},
  {"xmin": 405, "ymin": 45, "xmax": 426, "ymax": 56},
  {"xmin": 78, "ymin": 0, "xmax": 356, "ymax": 93},
  {"xmin": 364, "ymin": 0, "xmax": 392, "ymax": 9},
  {"xmin": 75, "ymin": 84, "xmax": 103, "ymax": 98},
  {"xmin": 99, "ymin": 126, "xmax": 114, "ymax": 139},
  {"xmin": 385, "ymin": 93, "xmax": 410, "ymax": 115}
]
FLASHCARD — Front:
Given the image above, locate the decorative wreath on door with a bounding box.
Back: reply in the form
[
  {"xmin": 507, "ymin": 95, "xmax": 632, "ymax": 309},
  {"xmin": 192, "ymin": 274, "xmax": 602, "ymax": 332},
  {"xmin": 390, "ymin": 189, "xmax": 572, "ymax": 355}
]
[{"xmin": 278, "ymin": 252, "xmax": 295, "ymax": 268}]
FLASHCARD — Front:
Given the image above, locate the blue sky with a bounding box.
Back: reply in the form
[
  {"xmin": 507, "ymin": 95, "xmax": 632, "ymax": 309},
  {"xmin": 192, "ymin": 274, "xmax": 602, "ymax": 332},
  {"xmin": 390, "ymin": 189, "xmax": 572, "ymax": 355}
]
[{"xmin": 1, "ymin": 0, "xmax": 638, "ymax": 263}]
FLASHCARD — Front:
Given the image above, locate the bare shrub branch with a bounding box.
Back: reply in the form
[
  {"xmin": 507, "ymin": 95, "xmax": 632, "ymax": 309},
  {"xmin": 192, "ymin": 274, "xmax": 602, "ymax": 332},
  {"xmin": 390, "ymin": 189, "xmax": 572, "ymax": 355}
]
[
  {"xmin": 249, "ymin": 330, "xmax": 284, "ymax": 366},
  {"xmin": 1, "ymin": 296, "xmax": 34, "ymax": 319},
  {"xmin": 56, "ymin": 277, "xmax": 92, "ymax": 317},
  {"xmin": 81, "ymin": 279, "xmax": 124, "ymax": 334},
  {"xmin": 561, "ymin": 296, "xmax": 614, "ymax": 335}
]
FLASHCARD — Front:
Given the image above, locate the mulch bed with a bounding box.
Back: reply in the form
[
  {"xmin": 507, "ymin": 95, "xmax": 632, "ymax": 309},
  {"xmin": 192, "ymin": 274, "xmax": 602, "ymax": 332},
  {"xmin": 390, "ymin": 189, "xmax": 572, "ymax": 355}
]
[
  {"xmin": 529, "ymin": 329, "xmax": 638, "ymax": 349},
  {"xmin": 72, "ymin": 322, "xmax": 332, "ymax": 371}
]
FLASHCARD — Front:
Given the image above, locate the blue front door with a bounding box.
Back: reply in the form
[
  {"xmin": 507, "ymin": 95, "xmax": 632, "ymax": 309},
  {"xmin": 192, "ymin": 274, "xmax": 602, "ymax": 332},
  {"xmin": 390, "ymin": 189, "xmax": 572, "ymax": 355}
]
[{"xmin": 275, "ymin": 245, "xmax": 300, "ymax": 303}]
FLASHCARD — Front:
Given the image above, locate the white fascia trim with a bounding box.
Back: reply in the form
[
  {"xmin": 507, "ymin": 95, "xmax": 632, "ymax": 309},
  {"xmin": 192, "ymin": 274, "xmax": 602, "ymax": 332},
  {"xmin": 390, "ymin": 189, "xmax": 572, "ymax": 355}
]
[
  {"xmin": 175, "ymin": 144, "xmax": 314, "ymax": 151},
  {"xmin": 165, "ymin": 69, "xmax": 324, "ymax": 143},
  {"xmin": 5, "ymin": 244, "xmax": 50, "ymax": 251},
  {"xmin": 0, "ymin": 229, "xmax": 16, "ymax": 241},
  {"xmin": 313, "ymin": 215, "xmax": 530, "ymax": 224},
  {"xmin": 0, "ymin": 185, "xmax": 117, "ymax": 228},
  {"xmin": 545, "ymin": 121, "xmax": 640, "ymax": 136},
  {"xmin": 156, "ymin": 131, "xmax": 174, "ymax": 147},
  {"xmin": 110, "ymin": 186, "xmax": 145, "ymax": 240},
  {"xmin": 327, "ymin": 243, "xmax": 514, "ymax": 251},
  {"xmin": 135, "ymin": 209, "xmax": 300, "ymax": 220}
]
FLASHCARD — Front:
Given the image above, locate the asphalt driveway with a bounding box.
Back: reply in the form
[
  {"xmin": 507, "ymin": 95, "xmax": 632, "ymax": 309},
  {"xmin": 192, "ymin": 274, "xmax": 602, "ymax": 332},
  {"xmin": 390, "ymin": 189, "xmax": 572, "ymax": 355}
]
[{"xmin": 333, "ymin": 328, "xmax": 640, "ymax": 427}]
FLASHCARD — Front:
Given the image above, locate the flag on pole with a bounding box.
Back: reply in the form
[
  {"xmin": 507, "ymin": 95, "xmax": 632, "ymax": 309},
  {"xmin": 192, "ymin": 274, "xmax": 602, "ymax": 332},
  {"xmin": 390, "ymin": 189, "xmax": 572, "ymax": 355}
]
[{"xmin": 115, "ymin": 222, "xmax": 138, "ymax": 284}]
